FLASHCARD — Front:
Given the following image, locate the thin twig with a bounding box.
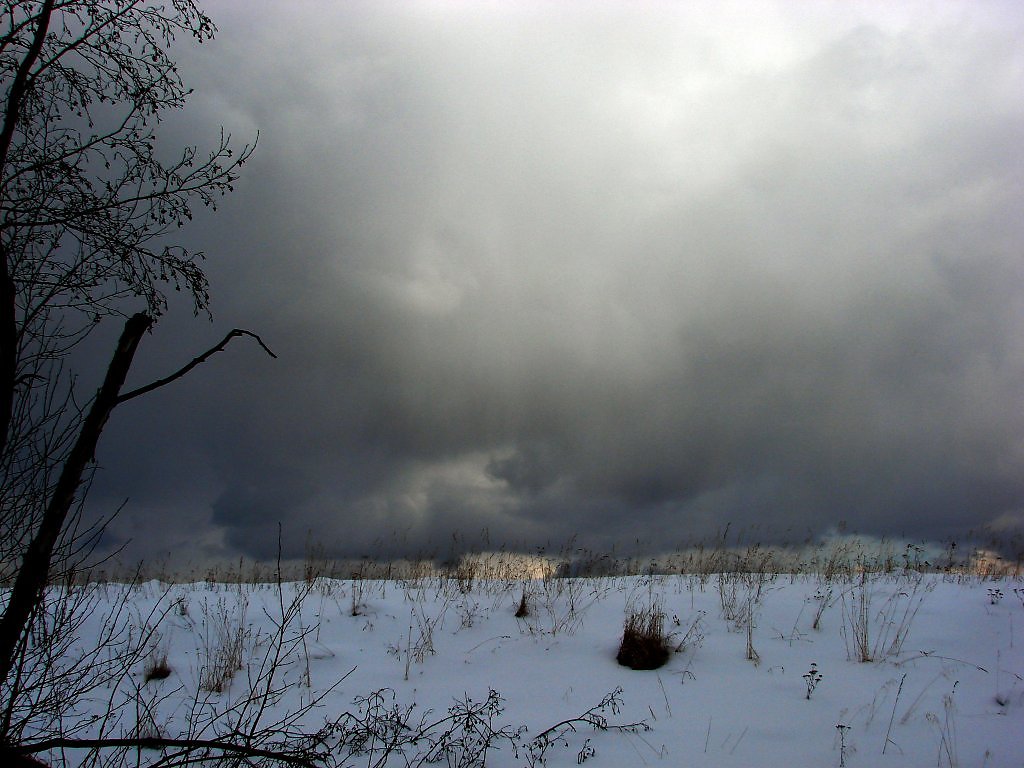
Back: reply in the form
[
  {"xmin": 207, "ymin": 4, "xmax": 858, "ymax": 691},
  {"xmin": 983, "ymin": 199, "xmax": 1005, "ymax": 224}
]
[
  {"xmin": 895, "ymin": 652, "xmax": 988, "ymax": 673},
  {"xmin": 882, "ymin": 673, "xmax": 905, "ymax": 755}
]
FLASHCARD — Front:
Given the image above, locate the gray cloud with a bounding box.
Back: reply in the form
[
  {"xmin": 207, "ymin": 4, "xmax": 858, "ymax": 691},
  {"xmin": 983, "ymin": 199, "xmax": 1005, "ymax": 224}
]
[{"xmin": 89, "ymin": 1, "xmax": 1024, "ymax": 564}]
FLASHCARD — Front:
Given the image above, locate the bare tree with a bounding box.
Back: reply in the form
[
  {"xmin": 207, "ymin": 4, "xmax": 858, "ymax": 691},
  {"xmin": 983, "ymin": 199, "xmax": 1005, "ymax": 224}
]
[
  {"xmin": 0, "ymin": 2, "xmax": 308, "ymax": 765},
  {"xmin": 1, "ymin": 0, "xmax": 249, "ymax": 576}
]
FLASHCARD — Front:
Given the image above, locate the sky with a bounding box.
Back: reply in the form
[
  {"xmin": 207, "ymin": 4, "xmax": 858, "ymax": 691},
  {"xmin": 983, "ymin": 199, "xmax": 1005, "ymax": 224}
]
[{"xmin": 87, "ymin": 0, "xmax": 1024, "ymax": 566}]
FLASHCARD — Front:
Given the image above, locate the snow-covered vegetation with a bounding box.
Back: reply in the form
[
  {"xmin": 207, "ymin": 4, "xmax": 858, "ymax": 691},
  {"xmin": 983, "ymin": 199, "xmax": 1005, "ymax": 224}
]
[{"xmin": 11, "ymin": 543, "xmax": 1024, "ymax": 767}]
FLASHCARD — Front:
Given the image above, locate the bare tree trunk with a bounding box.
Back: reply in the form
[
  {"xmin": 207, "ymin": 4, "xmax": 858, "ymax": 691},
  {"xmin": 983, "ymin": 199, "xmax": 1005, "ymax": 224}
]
[
  {"xmin": 0, "ymin": 312, "xmax": 152, "ymax": 685},
  {"xmin": 0, "ymin": 245, "xmax": 16, "ymax": 463},
  {"xmin": 0, "ymin": 3, "xmax": 54, "ymax": 165},
  {"xmin": 0, "ymin": 1, "xmax": 55, "ymax": 460}
]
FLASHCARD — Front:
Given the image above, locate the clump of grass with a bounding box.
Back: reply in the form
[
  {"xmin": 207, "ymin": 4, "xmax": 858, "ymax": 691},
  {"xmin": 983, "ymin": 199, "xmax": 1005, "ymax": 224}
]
[
  {"xmin": 143, "ymin": 648, "xmax": 172, "ymax": 683},
  {"xmin": 141, "ymin": 630, "xmax": 172, "ymax": 683},
  {"xmin": 617, "ymin": 603, "xmax": 671, "ymax": 670},
  {"xmin": 199, "ymin": 595, "xmax": 249, "ymax": 693},
  {"xmin": 514, "ymin": 584, "xmax": 530, "ymax": 618},
  {"xmin": 840, "ymin": 568, "xmax": 932, "ymax": 663}
]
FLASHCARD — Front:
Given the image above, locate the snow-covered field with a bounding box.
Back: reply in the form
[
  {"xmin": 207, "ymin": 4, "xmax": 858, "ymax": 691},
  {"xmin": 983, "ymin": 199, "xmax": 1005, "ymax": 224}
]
[{"xmin": 44, "ymin": 562, "xmax": 1024, "ymax": 767}]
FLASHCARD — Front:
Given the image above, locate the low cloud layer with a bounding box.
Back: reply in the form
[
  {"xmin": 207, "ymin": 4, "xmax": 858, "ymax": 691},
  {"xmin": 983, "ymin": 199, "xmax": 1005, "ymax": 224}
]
[{"xmin": 90, "ymin": 1, "xmax": 1024, "ymax": 564}]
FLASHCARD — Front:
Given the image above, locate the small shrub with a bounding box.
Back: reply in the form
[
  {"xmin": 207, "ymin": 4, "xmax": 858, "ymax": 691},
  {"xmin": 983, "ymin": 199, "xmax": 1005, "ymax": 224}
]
[
  {"xmin": 457, "ymin": 597, "xmax": 482, "ymax": 628},
  {"xmin": 526, "ymin": 687, "xmax": 649, "ymax": 765},
  {"xmin": 617, "ymin": 604, "xmax": 670, "ymax": 670}
]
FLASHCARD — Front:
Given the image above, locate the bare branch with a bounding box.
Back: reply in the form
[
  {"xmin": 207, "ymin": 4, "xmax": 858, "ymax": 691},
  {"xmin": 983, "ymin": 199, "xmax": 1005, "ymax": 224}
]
[
  {"xmin": 117, "ymin": 329, "xmax": 276, "ymax": 404},
  {"xmin": 9, "ymin": 736, "xmax": 323, "ymax": 768}
]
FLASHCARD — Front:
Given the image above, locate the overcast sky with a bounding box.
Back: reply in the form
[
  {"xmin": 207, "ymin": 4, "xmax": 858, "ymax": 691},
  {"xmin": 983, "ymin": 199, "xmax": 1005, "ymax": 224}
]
[{"xmin": 88, "ymin": 0, "xmax": 1024, "ymax": 565}]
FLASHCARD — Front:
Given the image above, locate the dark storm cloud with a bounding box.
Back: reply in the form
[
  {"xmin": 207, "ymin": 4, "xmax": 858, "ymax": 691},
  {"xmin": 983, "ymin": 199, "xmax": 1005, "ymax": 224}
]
[{"xmin": 89, "ymin": 1, "xmax": 1024, "ymax": 564}]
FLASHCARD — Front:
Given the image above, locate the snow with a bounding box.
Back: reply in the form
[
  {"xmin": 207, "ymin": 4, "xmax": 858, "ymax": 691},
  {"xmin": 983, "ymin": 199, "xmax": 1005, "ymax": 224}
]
[{"xmin": 49, "ymin": 567, "xmax": 1024, "ymax": 766}]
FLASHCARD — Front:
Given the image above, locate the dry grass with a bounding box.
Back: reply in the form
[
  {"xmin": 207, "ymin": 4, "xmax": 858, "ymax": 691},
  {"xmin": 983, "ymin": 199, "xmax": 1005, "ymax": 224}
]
[
  {"xmin": 616, "ymin": 603, "xmax": 671, "ymax": 670},
  {"xmin": 198, "ymin": 595, "xmax": 249, "ymax": 693},
  {"xmin": 142, "ymin": 648, "xmax": 172, "ymax": 683}
]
